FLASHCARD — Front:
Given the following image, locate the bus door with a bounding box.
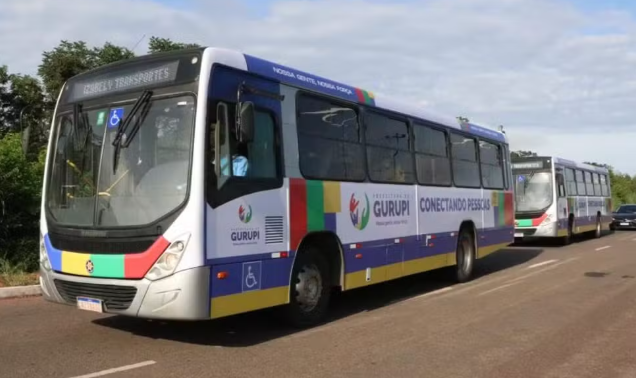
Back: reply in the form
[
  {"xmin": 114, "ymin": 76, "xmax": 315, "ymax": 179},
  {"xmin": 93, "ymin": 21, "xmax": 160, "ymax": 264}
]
[
  {"xmin": 555, "ymin": 168, "xmax": 568, "ymax": 226},
  {"xmin": 207, "ymin": 66, "xmax": 287, "ymax": 272}
]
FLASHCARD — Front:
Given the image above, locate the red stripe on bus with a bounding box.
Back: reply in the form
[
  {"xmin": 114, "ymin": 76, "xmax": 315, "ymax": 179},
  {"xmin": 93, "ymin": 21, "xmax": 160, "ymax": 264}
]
[
  {"xmin": 124, "ymin": 236, "xmax": 170, "ymax": 278},
  {"xmin": 289, "ymin": 178, "xmax": 308, "ymax": 251}
]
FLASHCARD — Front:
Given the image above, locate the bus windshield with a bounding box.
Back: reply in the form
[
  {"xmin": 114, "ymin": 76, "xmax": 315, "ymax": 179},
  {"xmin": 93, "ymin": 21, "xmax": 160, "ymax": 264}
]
[
  {"xmin": 46, "ymin": 95, "xmax": 196, "ymax": 227},
  {"xmin": 514, "ymin": 171, "xmax": 553, "ymax": 212}
]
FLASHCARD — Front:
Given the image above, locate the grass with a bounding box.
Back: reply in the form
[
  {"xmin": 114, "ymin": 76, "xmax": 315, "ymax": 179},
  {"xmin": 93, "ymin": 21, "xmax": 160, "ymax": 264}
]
[{"xmin": 0, "ymin": 257, "xmax": 39, "ymax": 288}]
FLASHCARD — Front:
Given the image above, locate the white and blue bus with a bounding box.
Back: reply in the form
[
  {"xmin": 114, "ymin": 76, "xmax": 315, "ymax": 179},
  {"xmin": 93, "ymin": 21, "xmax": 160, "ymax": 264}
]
[
  {"xmin": 512, "ymin": 156, "xmax": 612, "ymax": 244},
  {"xmin": 38, "ymin": 47, "xmax": 515, "ymax": 327}
]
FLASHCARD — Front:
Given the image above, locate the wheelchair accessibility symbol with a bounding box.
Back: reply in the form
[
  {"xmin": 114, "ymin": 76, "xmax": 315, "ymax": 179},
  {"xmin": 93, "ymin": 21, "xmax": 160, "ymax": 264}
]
[
  {"xmin": 242, "ymin": 261, "xmax": 262, "ymax": 292},
  {"xmin": 108, "ymin": 108, "xmax": 124, "ymax": 129}
]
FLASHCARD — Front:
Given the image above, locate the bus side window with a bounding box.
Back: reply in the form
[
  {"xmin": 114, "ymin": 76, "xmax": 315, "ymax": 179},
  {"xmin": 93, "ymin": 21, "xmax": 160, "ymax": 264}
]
[
  {"xmin": 450, "ymin": 133, "xmax": 480, "ymax": 188},
  {"xmin": 365, "ymin": 112, "xmax": 414, "ymax": 184},
  {"xmin": 600, "ymin": 174, "xmax": 609, "ymax": 196},
  {"xmin": 584, "ymin": 171, "xmax": 594, "ymax": 196},
  {"xmin": 565, "ymin": 168, "xmax": 576, "ymax": 196},
  {"xmin": 575, "ymin": 169, "xmax": 585, "ymax": 196},
  {"xmin": 593, "ymin": 173, "xmax": 601, "ymax": 196},
  {"xmin": 478, "ymin": 140, "xmax": 504, "ymax": 190},
  {"xmin": 297, "ymin": 94, "xmax": 365, "ymax": 182},
  {"xmin": 556, "ymin": 173, "xmax": 566, "ymax": 198}
]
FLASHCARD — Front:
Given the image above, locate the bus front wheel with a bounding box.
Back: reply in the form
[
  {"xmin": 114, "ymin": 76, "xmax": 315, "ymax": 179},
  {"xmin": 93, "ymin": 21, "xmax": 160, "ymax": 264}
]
[
  {"xmin": 561, "ymin": 219, "xmax": 573, "ymax": 245},
  {"xmin": 283, "ymin": 247, "xmax": 331, "ymax": 328}
]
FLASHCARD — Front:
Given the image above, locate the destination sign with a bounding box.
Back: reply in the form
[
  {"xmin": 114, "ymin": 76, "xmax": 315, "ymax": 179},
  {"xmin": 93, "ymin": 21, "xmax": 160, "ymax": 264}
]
[
  {"xmin": 512, "ymin": 161, "xmax": 544, "ymax": 169},
  {"xmin": 66, "ymin": 61, "xmax": 180, "ymax": 102}
]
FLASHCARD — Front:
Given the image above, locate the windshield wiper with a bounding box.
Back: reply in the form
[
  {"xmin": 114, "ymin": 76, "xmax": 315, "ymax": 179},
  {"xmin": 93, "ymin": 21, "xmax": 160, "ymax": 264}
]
[
  {"xmin": 521, "ymin": 171, "xmax": 536, "ymax": 192},
  {"xmin": 111, "ymin": 90, "xmax": 153, "ymax": 173},
  {"xmin": 71, "ymin": 103, "xmax": 93, "ymax": 178}
]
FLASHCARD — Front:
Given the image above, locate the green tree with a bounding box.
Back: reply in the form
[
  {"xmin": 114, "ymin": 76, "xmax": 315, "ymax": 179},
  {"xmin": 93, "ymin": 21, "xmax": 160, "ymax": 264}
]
[
  {"xmin": 0, "ymin": 66, "xmax": 11, "ymax": 131},
  {"xmin": 583, "ymin": 161, "xmax": 636, "ymax": 209},
  {"xmin": 38, "ymin": 41, "xmax": 135, "ymax": 103},
  {"xmin": 147, "ymin": 36, "xmax": 201, "ymax": 54},
  {"xmin": 584, "ymin": 161, "xmax": 610, "ymax": 169},
  {"xmin": 511, "ymin": 150, "xmax": 538, "ymax": 158},
  {"xmin": 0, "ymin": 134, "xmax": 46, "ymax": 270},
  {"xmin": 0, "ymin": 65, "xmax": 47, "ymax": 155},
  {"xmin": 38, "ymin": 37, "xmax": 199, "ymax": 104},
  {"xmin": 6, "ymin": 72, "xmax": 47, "ymax": 155}
]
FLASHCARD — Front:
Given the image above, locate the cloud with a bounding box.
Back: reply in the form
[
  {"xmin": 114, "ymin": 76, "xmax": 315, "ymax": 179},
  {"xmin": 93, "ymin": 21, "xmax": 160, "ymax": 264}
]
[{"xmin": 1, "ymin": 0, "xmax": 635, "ymax": 172}]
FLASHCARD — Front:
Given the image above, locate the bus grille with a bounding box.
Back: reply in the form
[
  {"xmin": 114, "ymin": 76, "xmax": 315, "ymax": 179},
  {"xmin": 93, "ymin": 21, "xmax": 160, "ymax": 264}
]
[
  {"xmin": 49, "ymin": 233, "xmax": 155, "ymax": 254},
  {"xmin": 517, "ymin": 229, "xmax": 536, "ymax": 236},
  {"xmin": 53, "ymin": 280, "xmax": 137, "ymax": 311}
]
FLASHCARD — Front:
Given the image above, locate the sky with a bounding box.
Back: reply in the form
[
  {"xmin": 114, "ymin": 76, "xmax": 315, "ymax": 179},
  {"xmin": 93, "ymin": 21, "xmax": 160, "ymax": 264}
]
[{"xmin": 1, "ymin": 0, "xmax": 636, "ymax": 172}]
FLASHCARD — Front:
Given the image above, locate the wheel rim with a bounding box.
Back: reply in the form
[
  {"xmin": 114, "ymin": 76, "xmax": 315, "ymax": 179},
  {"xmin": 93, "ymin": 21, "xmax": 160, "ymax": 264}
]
[
  {"xmin": 294, "ymin": 263, "xmax": 322, "ymax": 313},
  {"xmin": 458, "ymin": 235, "xmax": 473, "ymax": 273}
]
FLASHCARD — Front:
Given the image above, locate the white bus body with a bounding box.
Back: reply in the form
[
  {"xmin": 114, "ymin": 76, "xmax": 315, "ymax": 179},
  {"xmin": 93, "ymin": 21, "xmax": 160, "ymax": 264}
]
[
  {"xmin": 512, "ymin": 156, "xmax": 612, "ymax": 244},
  {"xmin": 39, "ymin": 47, "xmax": 515, "ymax": 326}
]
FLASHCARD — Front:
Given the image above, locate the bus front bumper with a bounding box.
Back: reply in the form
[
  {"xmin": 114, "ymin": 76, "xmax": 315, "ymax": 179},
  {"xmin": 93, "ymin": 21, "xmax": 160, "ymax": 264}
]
[
  {"xmin": 39, "ymin": 266, "xmax": 211, "ymax": 321},
  {"xmin": 515, "ymin": 221, "xmax": 559, "ymax": 239}
]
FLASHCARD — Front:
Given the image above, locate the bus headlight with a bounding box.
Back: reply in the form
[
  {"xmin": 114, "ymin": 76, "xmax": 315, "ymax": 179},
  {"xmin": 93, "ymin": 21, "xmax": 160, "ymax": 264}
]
[
  {"xmin": 40, "ymin": 234, "xmax": 51, "ymax": 271},
  {"xmin": 145, "ymin": 234, "xmax": 191, "ymax": 281}
]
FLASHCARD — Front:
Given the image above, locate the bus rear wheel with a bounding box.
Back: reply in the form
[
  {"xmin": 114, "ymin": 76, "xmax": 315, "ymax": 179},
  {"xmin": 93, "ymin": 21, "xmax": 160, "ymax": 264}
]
[
  {"xmin": 594, "ymin": 216, "xmax": 602, "ymax": 238},
  {"xmin": 455, "ymin": 228, "xmax": 475, "ymax": 283},
  {"xmin": 283, "ymin": 247, "xmax": 331, "ymax": 328}
]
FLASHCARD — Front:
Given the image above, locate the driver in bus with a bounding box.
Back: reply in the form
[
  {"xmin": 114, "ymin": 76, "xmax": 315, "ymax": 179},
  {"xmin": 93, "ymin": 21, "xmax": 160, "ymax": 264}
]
[
  {"xmin": 220, "ymin": 141, "xmax": 249, "ymax": 177},
  {"xmin": 211, "ymin": 130, "xmax": 249, "ymax": 177}
]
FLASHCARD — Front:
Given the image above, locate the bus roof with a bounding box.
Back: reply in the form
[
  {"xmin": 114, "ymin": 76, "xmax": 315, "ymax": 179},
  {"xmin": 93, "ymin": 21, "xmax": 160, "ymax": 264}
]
[
  {"xmin": 203, "ymin": 47, "xmax": 508, "ymax": 144},
  {"xmin": 551, "ymin": 156, "xmax": 610, "ymax": 174},
  {"xmin": 60, "ymin": 46, "xmax": 508, "ymax": 144},
  {"xmin": 512, "ymin": 155, "xmax": 610, "ymax": 174}
]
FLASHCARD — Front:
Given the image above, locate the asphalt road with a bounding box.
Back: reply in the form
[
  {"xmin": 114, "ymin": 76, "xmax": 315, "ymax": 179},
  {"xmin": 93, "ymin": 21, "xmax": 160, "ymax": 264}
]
[{"xmin": 2, "ymin": 231, "xmax": 636, "ymax": 378}]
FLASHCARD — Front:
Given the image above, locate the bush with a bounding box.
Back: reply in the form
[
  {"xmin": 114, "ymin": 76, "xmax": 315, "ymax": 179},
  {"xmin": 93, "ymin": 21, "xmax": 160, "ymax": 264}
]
[{"xmin": 0, "ymin": 133, "xmax": 45, "ymax": 272}]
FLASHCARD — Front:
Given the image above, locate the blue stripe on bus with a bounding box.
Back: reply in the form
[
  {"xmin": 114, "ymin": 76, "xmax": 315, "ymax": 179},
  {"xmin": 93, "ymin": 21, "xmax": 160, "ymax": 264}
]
[
  {"xmin": 244, "ymin": 54, "xmax": 363, "ymax": 104},
  {"xmin": 459, "ymin": 122, "xmax": 507, "ymax": 143},
  {"xmin": 478, "ymin": 227, "xmax": 515, "ymax": 246},
  {"xmin": 44, "ymin": 234, "xmax": 62, "ymax": 271},
  {"xmin": 210, "ymin": 257, "xmax": 293, "ymax": 298},
  {"xmin": 205, "ymin": 226, "xmax": 513, "ymax": 266},
  {"xmin": 207, "ymin": 251, "xmax": 297, "ymax": 266},
  {"xmin": 208, "ymin": 227, "xmax": 513, "ymax": 298},
  {"xmin": 209, "ymin": 63, "xmax": 283, "ymax": 116}
]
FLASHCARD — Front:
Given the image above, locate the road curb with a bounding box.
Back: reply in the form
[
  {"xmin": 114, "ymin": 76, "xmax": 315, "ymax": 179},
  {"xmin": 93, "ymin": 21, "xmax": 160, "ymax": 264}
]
[{"xmin": 0, "ymin": 285, "xmax": 42, "ymax": 299}]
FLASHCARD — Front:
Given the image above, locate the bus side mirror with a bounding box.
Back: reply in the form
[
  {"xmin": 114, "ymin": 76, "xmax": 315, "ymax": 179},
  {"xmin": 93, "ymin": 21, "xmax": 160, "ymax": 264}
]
[
  {"xmin": 238, "ymin": 101, "xmax": 255, "ymax": 144},
  {"xmin": 215, "ymin": 102, "xmax": 229, "ymax": 179}
]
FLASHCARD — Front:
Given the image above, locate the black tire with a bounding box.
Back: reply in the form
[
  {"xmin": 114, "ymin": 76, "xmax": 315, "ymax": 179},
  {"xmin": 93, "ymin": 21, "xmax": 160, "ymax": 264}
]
[
  {"xmin": 594, "ymin": 216, "xmax": 602, "ymax": 238},
  {"xmin": 455, "ymin": 228, "xmax": 475, "ymax": 283},
  {"xmin": 282, "ymin": 247, "xmax": 331, "ymax": 328},
  {"xmin": 561, "ymin": 219, "xmax": 573, "ymax": 245}
]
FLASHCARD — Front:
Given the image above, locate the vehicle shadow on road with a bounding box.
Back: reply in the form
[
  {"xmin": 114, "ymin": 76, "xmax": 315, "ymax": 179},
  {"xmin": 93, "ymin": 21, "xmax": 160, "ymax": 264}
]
[
  {"xmin": 92, "ymin": 246, "xmax": 543, "ymax": 348},
  {"xmin": 511, "ymin": 230, "xmax": 614, "ymax": 248}
]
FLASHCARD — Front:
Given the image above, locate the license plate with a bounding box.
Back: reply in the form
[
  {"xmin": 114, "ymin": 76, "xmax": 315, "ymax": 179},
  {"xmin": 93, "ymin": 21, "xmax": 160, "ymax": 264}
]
[
  {"xmin": 621, "ymin": 222, "xmax": 629, "ymax": 226},
  {"xmin": 514, "ymin": 232, "xmax": 524, "ymax": 238},
  {"xmin": 77, "ymin": 297, "xmax": 103, "ymax": 313}
]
